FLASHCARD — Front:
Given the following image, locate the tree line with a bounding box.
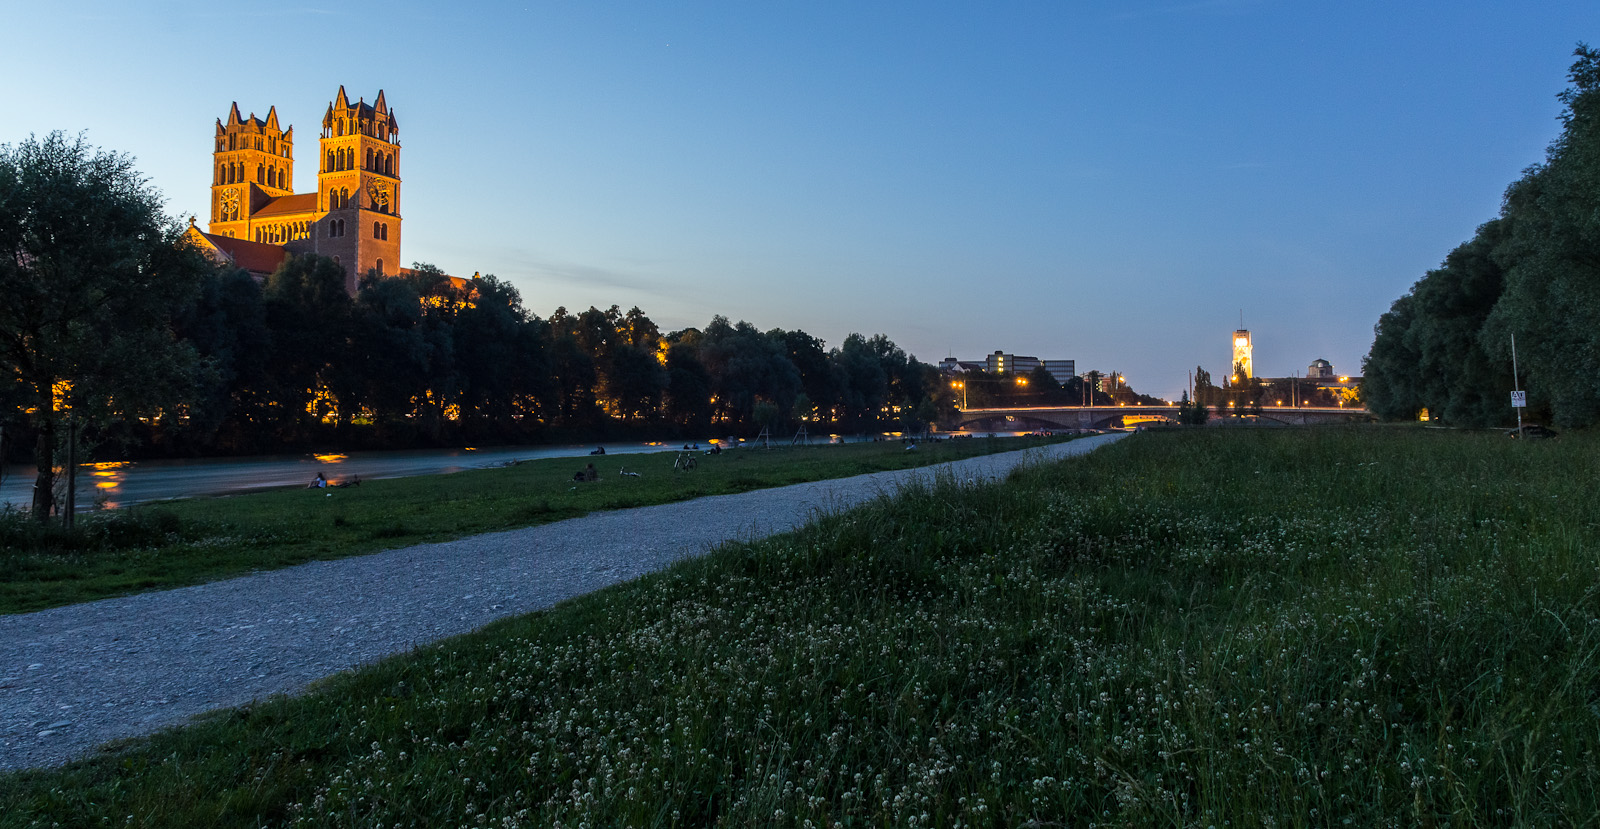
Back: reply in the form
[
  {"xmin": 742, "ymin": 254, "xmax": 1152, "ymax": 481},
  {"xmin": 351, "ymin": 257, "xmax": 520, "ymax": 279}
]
[
  {"xmin": 1364, "ymin": 45, "xmax": 1600, "ymax": 428},
  {"xmin": 167, "ymin": 257, "xmax": 947, "ymax": 454}
]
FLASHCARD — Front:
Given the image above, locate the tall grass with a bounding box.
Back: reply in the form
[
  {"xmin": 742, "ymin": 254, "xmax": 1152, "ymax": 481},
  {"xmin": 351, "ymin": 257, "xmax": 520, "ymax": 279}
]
[{"xmin": 3, "ymin": 427, "xmax": 1596, "ymax": 826}]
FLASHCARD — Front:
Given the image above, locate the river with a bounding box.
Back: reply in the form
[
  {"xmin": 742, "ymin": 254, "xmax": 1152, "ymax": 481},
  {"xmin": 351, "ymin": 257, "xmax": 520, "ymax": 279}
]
[{"xmin": 0, "ymin": 430, "xmax": 1044, "ymax": 512}]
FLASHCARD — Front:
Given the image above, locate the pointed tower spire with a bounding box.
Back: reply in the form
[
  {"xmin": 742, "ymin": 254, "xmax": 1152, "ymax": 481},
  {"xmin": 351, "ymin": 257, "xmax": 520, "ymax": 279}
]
[
  {"xmin": 228, "ymin": 102, "xmax": 243, "ymax": 125},
  {"xmin": 334, "ymin": 85, "xmax": 349, "ymax": 109},
  {"xmin": 264, "ymin": 106, "xmax": 280, "ymax": 130},
  {"xmin": 373, "ymin": 89, "xmax": 387, "ymax": 113}
]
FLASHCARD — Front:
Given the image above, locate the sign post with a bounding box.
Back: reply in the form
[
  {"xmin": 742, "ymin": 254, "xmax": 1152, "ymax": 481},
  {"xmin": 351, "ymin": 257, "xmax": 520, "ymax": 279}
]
[{"xmin": 1511, "ymin": 332, "xmax": 1524, "ymax": 436}]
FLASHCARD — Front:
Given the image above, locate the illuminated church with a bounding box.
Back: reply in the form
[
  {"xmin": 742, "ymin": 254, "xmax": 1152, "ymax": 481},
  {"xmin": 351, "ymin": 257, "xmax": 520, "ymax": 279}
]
[{"xmin": 185, "ymin": 86, "xmax": 401, "ymax": 294}]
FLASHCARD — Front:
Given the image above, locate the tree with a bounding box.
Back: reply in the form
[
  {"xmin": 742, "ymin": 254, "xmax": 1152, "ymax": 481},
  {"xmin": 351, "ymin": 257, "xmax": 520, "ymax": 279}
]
[
  {"xmin": 0, "ymin": 133, "xmax": 210, "ymax": 518},
  {"xmin": 663, "ymin": 336, "xmax": 712, "ymax": 433},
  {"xmin": 773, "ymin": 329, "xmax": 836, "ymax": 425},
  {"xmin": 260, "ymin": 254, "xmax": 356, "ymax": 436},
  {"xmin": 170, "ymin": 266, "xmax": 271, "ymax": 453},
  {"xmin": 1371, "ymin": 45, "xmax": 1600, "ymax": 428},
  {"xmin": 832, "ymin": 334, "xmax": 890, "ymax": 431},
  {"xmin": 698, "ymin": 316, "xmax": 800, "ymax": 429},
  {"xmin": 1363, "ymin": 221, "xmax": 1513, "ymax": 425},
  {"xmin": 1483, "ymin": 44, "xmax": 1600, "ymax": 427},
  {"xmin": 1176, "ymin": 391, "xmax": 1209, "ymax": 425}
]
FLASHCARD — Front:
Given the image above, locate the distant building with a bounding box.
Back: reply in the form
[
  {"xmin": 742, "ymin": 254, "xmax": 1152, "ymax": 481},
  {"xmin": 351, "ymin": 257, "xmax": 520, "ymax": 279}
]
[
  {"xmin": 1232, "ymin": 329, "xmax": 1253, "ymax": 379},
  {"xmin": 944, "ymin": 351, "xmax": 1075, "ymax": 384},
  {"xmin": 938, "ymin": 357, "xmax": 984, "ymax": 374},
  {"xmin": 1041, "ymin": 359, "xmax": 1076, "ymax": 385},
  {"xmin": 986, "ymin": 351, "xmax": 1041, "ymax": 376},
  {"xmin": 1307, "ymin": 358, "xmax": 1334, "ymax": 379}
]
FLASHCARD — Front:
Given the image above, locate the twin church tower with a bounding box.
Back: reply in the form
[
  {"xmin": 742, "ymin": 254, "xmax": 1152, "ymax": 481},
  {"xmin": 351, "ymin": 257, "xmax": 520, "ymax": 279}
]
[{"xmin": 196, "ymin": 86, "xmax": 401, "ymax": 293}]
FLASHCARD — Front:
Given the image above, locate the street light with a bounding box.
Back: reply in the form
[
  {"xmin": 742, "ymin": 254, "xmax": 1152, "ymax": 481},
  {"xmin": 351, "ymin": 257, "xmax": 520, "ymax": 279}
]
[{"xmin": 950, "ymin": 379, "xmax": 967, "ymax": 410}]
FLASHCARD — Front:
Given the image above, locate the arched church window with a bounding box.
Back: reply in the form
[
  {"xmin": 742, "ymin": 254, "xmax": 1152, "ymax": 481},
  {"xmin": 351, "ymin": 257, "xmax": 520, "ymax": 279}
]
[
  {"xmin": 340, "ymin": 187, "xmax": 349, "ymax": 208},
  {"xmin": 326, "ymin": 150, "xmax": 334, "ymax": 172},
  {"xmin": 381, "ymin": 223, "xmax": 388, "ymax": 241},
  {"xmin": 366, "ymin": 148, "xmax": 373, "ymax": 170},
  {"xmin": 256, "ymin": 165, "xmax": 264, "ymax": 184},
  {"xmin": 373, "ymin": 221, "xmax": 381, "ymax": 239},
  {"xmin": 376, "ymin": 259, "xmax": 384, "ymax": 275},
  {"xmin": 327, "ymin": 219, "xmax": 335, "ymax": 238},
  {"xmin": 337, "ymin": 219, "xmax": 345, "ymax": 237}
]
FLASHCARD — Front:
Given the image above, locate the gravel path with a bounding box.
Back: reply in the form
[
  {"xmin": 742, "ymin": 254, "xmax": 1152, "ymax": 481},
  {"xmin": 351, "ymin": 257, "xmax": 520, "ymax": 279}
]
[{"xmin": 0, "ymin": 433, "xmax": 1125, "ymax": 771}]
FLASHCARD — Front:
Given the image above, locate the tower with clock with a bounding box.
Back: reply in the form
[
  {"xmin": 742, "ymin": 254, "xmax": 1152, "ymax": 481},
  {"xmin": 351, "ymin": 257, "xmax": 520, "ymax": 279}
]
[{"xmin": 198, "ymin": 86, "xmax": 402, "ymax": 294}]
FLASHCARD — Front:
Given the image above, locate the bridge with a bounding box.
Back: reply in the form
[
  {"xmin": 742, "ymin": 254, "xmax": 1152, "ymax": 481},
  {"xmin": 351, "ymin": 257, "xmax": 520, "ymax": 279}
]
[{"xmin": 953, "ymin": 404, "xmax": 1372, "ymax": 431}]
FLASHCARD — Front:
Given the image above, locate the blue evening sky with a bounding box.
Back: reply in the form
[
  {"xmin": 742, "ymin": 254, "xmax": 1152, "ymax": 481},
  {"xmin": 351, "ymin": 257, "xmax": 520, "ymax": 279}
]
[{"xmin": 2, "ymin": 1, "xmax": 1596, "ymax": 400}]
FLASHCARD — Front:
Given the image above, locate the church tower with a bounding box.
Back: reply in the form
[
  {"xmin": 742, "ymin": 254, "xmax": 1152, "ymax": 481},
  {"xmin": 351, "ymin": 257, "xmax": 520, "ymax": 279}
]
[
  {"xmin": 210, "ymin": 104, "xmax": 293, "ymax": 239},
  {"xmin": 314, "ymin": 86, "xmax": 401, "ymax": 288}
]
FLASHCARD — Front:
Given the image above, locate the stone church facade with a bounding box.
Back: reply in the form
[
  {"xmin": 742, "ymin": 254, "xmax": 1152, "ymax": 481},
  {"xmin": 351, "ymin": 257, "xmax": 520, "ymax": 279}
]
[{"xmin": 186, "ymin": 86, "xmax": 402, "ymax": 294}]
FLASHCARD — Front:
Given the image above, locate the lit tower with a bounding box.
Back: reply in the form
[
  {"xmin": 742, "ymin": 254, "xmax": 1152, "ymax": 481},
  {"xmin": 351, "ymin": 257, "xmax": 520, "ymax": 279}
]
[
  {"xmin": 316, "ymin": 86, "xmax": 401, "ymax": 289},
  {"xmin": 1232, "ymin": 328, "xmax": 1253, "ymax": 380},
  {"xmin": 210, "ymin": 103, "xmax": 293, "ymax": 239}
]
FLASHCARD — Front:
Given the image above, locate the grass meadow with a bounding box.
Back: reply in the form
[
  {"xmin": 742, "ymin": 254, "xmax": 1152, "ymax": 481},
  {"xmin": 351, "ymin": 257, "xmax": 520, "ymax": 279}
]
[
  {"xmin": 3, "ymin": 427, "xmax": 1598, "ymax": 826},
  {"xmin": 0, "ymin": 435, "xmax": 1051, "ymax": 614}
]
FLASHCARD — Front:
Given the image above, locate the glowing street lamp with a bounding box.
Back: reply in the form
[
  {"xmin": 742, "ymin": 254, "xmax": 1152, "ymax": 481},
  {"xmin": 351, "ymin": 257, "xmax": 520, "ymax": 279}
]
[{"xmin": 950, "ymin": 380, "xmax": 967, "ymax": 410}]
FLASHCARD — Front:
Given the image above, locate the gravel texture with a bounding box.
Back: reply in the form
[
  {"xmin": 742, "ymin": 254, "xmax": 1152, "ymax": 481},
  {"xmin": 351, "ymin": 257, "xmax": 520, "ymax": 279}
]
[{"xmin": 0, "ymin": 433, "xmax": 1125, "ymax": 771}]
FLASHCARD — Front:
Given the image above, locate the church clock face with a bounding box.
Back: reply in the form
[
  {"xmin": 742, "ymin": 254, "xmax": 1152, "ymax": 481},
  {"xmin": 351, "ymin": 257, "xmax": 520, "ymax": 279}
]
[
  {"xmin": 366, "ymin": 179, "xmax": 390, "ymax": 212},
  {"xmin": 220, "ymin": 187, "xmax": 239, "ymax": 221}
]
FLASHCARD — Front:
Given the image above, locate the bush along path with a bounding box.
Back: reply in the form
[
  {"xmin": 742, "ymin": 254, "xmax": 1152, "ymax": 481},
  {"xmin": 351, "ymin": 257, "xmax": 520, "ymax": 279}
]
[{"xmin": 0, "ymin": 434, "xmax": 1121, "ymax": 772}]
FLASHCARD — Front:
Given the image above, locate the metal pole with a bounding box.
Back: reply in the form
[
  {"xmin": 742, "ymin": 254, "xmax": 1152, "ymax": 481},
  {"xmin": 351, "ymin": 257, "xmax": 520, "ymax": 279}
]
[{"xmin": 1511, "ymin": 332, "xmax": 1523, "ymax": 435}]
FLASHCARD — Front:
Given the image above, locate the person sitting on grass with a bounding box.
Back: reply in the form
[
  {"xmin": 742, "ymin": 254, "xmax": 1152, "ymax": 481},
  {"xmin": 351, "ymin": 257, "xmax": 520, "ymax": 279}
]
[{"xmin": 309, "ymin": 472, "xmax": 327, "ymax": 489}]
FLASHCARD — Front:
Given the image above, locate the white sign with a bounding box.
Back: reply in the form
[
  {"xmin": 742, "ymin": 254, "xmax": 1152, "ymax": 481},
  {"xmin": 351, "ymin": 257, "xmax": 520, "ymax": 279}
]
[{"xmin": 1511, "ymin": 390, "xmax": 1527, "ymax": 408}]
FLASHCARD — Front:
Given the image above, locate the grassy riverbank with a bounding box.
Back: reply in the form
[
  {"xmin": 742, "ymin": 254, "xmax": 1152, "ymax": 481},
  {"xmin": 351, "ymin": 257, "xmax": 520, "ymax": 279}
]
[
  {"xmin": 4, "ymin": 427, "xmax": 1599, "ymax": 826},
  {"xmin": 0, "ymin": 435, "xmax": 1062, "ymax": 615}
]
